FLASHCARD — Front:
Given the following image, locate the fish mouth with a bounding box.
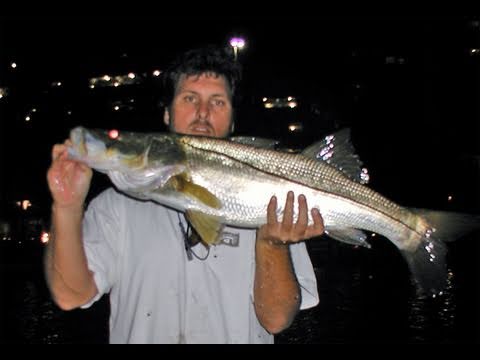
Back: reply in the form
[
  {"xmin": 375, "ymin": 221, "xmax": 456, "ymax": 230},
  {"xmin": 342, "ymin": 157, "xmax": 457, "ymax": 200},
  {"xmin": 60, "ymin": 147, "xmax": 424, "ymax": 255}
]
[
  {"xmin": 68, "ymin": 127, "xmax": 88, "ymax": 158},
  {"xmin": 67, "ymin": 127, "xmax": 108, "ymax": 164}
]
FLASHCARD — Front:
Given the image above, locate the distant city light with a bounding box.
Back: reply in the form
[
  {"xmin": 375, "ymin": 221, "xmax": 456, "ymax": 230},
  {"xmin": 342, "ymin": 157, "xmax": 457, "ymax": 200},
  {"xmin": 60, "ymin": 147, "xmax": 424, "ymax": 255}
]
[
  {"xmin": 469, "ymin": 20, "xmax": 480, "ymax": 29},
  {"xmin": 114, "ymin": 105, "xmax": 120, "ymax": 111},
  {"xmin": 89, "ymin": 72, "xmax": 143, "ymax": 88},
  {"xmin": 10, "ymin": 62, "xmax": 17, "ymax": 69},
  {"xmin": 385, "ymin": 56, "xmax": 406, "ymax": 65},
  {"xmin": 153, "ymin": 70, "xmax": 161, "ymax": 77},
  {"xmin": 470, "ymin": 48, "xmax": 480, "ymax": 55},
  {"xmin": 263, "ymin": 97, "xmax": 298, "ymax": 109},
  {"xmin": 448, "ymin": 195, "xmax": 453, "ymax": 202},
  {"xmin": 17, "ymin": 200, "xmax": 32, "ymax": 210},
  {"xmin": 25, "ymin": 116, "xmax": 31, "ymax": 122},
  {"xmin": 40, "ymin": 231, "xmax": 50, "ymax": 244},
  {"xmin": 288, "ymin": 123, "xmax": 303, "ymax": 132}
]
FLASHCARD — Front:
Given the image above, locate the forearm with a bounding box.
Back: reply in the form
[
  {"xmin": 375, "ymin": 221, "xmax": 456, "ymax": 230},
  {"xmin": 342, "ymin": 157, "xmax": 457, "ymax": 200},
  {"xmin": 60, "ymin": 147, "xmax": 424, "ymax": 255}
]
[
  {"xmin": 44, "ymin": 204, "xmax": 97, "ymax": 310},
  {"xmin": 254, "ymin": 238, "xmax": 301, "ymax": 334}
]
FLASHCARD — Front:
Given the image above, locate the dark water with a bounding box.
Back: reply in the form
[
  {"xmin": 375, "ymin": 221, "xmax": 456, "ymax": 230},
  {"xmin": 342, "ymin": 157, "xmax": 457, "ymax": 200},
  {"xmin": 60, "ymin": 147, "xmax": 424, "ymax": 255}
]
[
  {"xmin": 1, "ymin": 234, "xmax": 479, "ymax": 344},
  {"xmin": 0, "ymin": 244, "xmax": 109, "ymax": 344},
  {"xmin": 277, "ymin": 236, "xmax": 480, "ymax": 344}
]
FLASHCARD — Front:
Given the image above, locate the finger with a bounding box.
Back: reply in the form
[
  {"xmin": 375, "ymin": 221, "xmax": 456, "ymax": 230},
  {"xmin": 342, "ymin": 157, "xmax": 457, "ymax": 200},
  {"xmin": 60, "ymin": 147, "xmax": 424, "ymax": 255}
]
[
  {"xmin": 310, "ymin": 208, "xmax": 325, "ymax": 235},
  {"xmin": 281, "ymin": 191, "xmax": 295, "ymax": 230},
  {"xmin": 293, "ymin": 194, "xmax": 308, "ymax": 235},
  {"xmin": 52, "ymin": 144, "xmax": 67, "ymax": 161},
  {"xmin": 266, "ymin": 195, "xmax": 278, "ymax": 225},
  {"xmin": 61, "ymin": 140, "xmax": 74, "ymax": 160},
  {"xmin": 79, "ymin": 162, "xmax": 93, "ymax": 174}
]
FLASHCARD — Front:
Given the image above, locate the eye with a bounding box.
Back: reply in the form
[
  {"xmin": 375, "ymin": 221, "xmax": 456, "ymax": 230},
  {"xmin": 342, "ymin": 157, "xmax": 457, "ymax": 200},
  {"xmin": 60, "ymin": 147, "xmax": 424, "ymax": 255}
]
[
  {"xmin": 212, "ymin": 99, "xmax": 226, "ymax": 107},
  {"xmin": 108, "ymin": 129, "xmax": 120, "ymax": 140},
  {"xmin": 184, "ymin": 95, "xmax": 197, "ymax": 103}
]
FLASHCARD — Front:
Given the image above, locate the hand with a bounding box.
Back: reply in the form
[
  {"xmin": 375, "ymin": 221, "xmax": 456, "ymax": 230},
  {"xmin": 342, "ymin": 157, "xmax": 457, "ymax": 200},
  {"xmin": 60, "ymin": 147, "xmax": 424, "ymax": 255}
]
[
  {"xmin": 47, "ymin": 141, "xmax": 93, "ymax": 209},
  {"xmin": 257, "ymin": 191, "xmax": 324, "ymax": 245}
]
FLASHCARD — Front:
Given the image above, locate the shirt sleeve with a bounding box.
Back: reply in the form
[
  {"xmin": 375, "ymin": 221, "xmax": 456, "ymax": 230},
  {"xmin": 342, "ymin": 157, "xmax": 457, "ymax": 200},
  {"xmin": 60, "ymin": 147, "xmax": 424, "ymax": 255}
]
[
  {"xmin": 290, "ymin": 242, "xmax": 319, "ymax": 310},
  {"xmin": 80, "ymin": 189, "xmax": 121, "ymax": 309}
]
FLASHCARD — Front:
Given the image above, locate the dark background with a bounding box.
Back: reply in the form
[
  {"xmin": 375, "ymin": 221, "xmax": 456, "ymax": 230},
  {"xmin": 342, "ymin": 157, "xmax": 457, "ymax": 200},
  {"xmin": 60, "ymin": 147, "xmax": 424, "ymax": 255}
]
[
  {"xmin": 0, "ymin": 16, "xmax": 479, "ymax": 343},
  {"xmin": 1, "ymin": 16, "xmax": 479, "ymax": 210}
]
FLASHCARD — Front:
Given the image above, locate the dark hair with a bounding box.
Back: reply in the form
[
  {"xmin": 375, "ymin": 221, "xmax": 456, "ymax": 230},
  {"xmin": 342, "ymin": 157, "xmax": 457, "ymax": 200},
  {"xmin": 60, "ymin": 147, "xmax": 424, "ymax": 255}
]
[{"xmin": 160, "ymin": 45, "xmax": 242, "ymax": 108}]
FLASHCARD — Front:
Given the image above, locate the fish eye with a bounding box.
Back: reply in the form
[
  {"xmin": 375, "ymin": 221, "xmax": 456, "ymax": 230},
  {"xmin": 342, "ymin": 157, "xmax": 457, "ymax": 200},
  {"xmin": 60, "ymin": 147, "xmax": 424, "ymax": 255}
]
[{"xmin": 108, "ymin": 129, "xmax": 120, "ymax": 140}]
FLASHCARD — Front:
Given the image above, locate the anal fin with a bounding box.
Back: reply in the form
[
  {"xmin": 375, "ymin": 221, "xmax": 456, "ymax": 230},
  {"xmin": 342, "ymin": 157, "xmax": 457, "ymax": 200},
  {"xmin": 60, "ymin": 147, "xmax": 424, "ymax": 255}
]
[
  {"xmin": 325, "ymin": 227, "xmax": 371, "ymax": 248},
  {"xmin": 186, "ymin": 210, "xmax": 225, "ymax": 245}
]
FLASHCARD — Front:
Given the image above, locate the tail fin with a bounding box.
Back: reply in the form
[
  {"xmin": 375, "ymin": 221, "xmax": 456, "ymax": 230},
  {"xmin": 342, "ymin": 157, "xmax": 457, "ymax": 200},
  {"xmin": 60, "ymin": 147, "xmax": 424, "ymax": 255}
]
[
  {"xmin": 401, "ymin": 235, "xmax": 448, "ymax": 297},
  {"xmin": 410, "ymin": 209, "xmax": 480, "ymax": 242},
  {"xmin": 402, "ymin": 209, "xmax": 480, "ymax": 297}
]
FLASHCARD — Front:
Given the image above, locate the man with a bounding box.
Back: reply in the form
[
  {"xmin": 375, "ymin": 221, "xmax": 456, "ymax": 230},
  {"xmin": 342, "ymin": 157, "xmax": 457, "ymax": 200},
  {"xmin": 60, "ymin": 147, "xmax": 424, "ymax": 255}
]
[{"xmin": 45, "ymin": 46, "xmax": 324, "ymax": 343}]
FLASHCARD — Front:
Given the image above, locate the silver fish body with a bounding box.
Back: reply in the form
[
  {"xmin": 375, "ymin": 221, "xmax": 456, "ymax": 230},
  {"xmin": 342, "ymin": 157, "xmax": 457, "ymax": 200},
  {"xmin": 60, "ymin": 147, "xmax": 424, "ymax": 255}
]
[
  {"xmin": 178, "ymin": 136, "xmax": 411, "ymax": 241},
  {"xmin": 67, "ymin": 126, "xmax": 479, "ymax": 296}
]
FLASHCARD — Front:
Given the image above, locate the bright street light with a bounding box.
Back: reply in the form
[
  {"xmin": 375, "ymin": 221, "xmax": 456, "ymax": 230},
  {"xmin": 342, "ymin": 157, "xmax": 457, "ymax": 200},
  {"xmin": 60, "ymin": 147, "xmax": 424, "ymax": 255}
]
[{"xmin": 229, "ymin": 37, "xmax": 246, "ymax": 61}]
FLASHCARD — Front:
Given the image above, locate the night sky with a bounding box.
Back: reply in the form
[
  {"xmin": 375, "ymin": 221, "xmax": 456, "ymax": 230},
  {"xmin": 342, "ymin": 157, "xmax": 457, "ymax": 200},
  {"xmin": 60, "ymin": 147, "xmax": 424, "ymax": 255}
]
[{"xmin": 0, "ymin": 16, "xmax": 479, "ymax": 215}]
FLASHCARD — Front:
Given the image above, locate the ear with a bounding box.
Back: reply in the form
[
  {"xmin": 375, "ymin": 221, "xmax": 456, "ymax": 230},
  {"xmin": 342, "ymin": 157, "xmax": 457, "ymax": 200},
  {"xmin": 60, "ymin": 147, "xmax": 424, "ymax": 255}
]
[
  {"xmin": 229, "ymin": 111, "xmax": 235, "ymax": 134},
  {"xmin": 163, "ymin": 108, "xmax": 170, "ymax": 126}
]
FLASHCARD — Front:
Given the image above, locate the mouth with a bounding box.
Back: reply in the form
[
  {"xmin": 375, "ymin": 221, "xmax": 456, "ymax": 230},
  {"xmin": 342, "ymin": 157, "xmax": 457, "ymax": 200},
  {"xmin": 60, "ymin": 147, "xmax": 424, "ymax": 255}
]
[{"xmin": 188, "ymin": 124, "xmax": 214, "ymax": 136}]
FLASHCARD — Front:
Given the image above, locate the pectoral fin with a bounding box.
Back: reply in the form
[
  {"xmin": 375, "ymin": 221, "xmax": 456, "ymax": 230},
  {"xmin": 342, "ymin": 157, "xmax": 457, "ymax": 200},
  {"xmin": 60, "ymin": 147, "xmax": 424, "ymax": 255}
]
[
  {"xmin": 186, "ymin": 210, "xmax": 225, "ymax": 245},
  {"xmin": 169, "ymin": 174, "xmax": 221, "ymax": 209}
]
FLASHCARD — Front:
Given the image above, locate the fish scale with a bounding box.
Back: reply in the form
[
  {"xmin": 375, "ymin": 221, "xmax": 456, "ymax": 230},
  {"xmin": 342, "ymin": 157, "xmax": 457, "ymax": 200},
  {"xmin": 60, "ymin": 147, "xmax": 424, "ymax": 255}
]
[{"xmin": 181, "ymin": 136, "xmax": 408, "ymax": 226}]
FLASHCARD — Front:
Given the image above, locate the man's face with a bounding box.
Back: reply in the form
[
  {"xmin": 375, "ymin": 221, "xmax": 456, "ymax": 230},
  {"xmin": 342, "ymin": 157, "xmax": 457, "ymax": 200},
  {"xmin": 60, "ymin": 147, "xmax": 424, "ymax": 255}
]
[{"xmin": 164, "ymin": 73, "xmax": 233, "ymax": 138}]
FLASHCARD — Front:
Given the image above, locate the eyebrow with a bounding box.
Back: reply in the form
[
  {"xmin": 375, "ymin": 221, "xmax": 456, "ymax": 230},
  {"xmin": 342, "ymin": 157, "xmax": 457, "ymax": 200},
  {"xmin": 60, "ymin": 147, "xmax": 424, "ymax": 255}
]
[{"xmin": 178, "ymin": 90, "xmax": 228, "ymax": 98}]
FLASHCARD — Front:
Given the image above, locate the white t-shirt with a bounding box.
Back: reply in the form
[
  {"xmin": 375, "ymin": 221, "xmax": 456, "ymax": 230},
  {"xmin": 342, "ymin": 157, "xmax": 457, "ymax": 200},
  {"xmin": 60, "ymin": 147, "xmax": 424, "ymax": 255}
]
[{"xmin": 81, "ymin": 188, "xmax": 319, "ymax": 344}]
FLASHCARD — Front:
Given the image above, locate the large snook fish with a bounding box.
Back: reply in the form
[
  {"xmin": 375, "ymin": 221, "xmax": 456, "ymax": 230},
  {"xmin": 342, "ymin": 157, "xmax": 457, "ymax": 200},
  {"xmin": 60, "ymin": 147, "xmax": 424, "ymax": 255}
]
[{"xmin": 67, "ymin": 126, "xmax": 479, "ymax": 296}]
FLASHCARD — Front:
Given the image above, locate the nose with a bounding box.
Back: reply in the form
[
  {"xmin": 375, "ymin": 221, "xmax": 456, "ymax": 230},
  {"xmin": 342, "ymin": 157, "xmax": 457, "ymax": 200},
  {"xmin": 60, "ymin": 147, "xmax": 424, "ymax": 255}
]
[{"xmin": 197, "ymin": 100, "xmax": 210, "ymax": 120}]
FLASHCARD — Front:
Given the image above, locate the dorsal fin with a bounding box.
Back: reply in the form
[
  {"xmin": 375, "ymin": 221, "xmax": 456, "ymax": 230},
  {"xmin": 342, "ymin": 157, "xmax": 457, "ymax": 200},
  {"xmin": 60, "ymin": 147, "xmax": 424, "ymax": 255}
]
[{"xmin": 302, "ymin": 128, "xmax": 370, "ymax": 184}]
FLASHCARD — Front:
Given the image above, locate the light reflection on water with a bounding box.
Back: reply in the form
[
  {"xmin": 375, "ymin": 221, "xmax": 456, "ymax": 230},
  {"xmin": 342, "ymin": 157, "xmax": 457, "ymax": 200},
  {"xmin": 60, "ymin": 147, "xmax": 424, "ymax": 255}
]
[
  {"xmin": 276, "ymin": 267, "xmax": 459, "ymax": 344},
  {"xmin": 407, "ymin": 271, "xmax": 456, "ymax": 343}
]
